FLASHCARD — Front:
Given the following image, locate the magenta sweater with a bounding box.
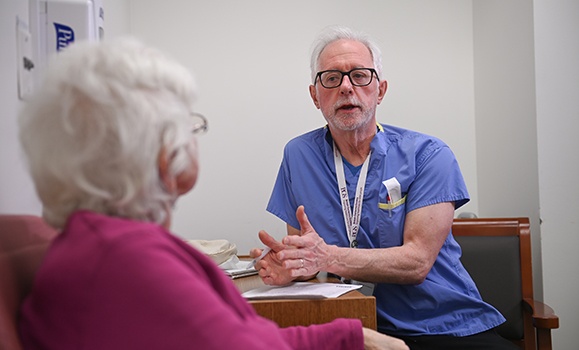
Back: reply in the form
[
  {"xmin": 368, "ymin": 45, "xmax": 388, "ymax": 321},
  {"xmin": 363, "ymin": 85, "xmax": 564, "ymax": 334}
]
[{"xmin": 19, "ymin": 211, "xmax": 363, "ymax": 349}]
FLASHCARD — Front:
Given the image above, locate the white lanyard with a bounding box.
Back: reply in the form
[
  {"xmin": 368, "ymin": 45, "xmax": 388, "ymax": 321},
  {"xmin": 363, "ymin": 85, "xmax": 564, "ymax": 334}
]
[{"xmin": 333, "ymin": 141, "xmax": 371, "ymax": 248}]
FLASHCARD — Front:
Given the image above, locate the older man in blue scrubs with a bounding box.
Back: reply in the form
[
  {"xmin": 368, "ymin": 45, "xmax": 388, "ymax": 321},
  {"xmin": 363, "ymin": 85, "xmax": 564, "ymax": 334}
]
[{"xmin": 251, "ymin": 26, "xmax": 518, "ymax": 350}]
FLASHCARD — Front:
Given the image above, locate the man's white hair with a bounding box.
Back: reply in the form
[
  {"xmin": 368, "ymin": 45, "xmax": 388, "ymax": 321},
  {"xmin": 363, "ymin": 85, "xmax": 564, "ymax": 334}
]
[{"xmin": 309, "ymin": 25, "xmax": 383, "ymax": 84}]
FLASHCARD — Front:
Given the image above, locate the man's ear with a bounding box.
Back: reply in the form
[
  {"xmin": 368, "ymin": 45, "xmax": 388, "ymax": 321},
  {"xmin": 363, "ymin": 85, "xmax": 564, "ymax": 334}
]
[
  {"xmin": 157, "ymin": 147, "xmax": 177, "ymax": 194},
  {"xmin": 309, "ymin": 85, "xmax": 321, "ymax": 109},
  {"xmin": 377, "ymin": 79, "xmax": 388, "ymax": 105}
]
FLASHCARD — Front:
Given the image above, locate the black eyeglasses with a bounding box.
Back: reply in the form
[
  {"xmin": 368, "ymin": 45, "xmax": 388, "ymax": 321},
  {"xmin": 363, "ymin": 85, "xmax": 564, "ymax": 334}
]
[
  {"xmin": 315, "ymin": 68, "xmax": 378, "ymax": 89},
  {"xmin": 191, "ymin": 112, "xmax": 208, "ymax": 134}
]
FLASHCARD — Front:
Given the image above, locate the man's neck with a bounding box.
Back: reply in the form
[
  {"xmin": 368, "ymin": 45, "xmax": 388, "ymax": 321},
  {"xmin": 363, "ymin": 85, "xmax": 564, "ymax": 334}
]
[{"xmin": 331, "ymin": 124, "xmax": 376, "ymax": 166}]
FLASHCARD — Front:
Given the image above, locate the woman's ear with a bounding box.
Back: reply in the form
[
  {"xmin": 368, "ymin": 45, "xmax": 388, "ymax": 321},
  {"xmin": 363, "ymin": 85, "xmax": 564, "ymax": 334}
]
[
  {"xmin": 158, "ymin": 145, "xmax": 199, "ymax": 196},
  {"xmin": 174, "ymin": 162, "xmax": 198, "ymax": 195},
  {"xmin": 157, "ymin": 147, "xmax": 177, "ymax": 194}
]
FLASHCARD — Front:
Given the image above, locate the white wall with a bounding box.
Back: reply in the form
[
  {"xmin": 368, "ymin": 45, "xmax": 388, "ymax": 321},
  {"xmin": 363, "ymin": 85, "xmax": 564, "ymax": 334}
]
[
  {"xmin": 472, "ymin": 0, "xmax": 543, "ymax": 298},
  {"xmin": 472, "ymin": 1, "xmax": 579, "ymax": 346},
  {"xmin": 0, "ymin": 0, "xmax": 42, "ymax": 215},
  {"xmin": 534, "ymin": 1, "xmax": 579, "ymax": 349},
  {"xmin": 127, "ymin": 0, "xmax": 478, "ymax": 253}
]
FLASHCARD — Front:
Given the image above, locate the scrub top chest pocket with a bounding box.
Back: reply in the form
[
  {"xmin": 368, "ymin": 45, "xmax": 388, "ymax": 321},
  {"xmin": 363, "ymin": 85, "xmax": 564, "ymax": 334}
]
[
  {"xmin": 379, "ymin": 177, "xmax": 407, "ymax": 213},
  {"xmin": 374, "ymin": 176, "xmax": 407, "ymax": 248}
]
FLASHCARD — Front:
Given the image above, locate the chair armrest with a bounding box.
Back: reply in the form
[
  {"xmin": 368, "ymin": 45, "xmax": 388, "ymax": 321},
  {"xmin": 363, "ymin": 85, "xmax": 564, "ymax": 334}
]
[{"xmin": 523, "ymin": 297, "xmax": 559, "ymax": 329}]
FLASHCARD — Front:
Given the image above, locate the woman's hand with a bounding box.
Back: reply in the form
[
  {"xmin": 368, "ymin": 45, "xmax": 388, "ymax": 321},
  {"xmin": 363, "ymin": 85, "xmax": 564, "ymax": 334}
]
[{"xmin": 362, "ymin": 328, "xmax": 409, "ymax": 350}]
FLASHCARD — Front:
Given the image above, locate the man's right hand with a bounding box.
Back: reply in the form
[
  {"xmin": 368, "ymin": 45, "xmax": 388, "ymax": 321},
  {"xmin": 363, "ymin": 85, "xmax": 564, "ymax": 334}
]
[{"xmin": 250, "ymin": 230, "xmax": 295, "ymax": 285}]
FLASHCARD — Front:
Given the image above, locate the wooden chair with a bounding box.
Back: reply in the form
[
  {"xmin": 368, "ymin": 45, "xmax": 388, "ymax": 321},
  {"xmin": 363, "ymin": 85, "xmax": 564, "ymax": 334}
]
[
  {"xmin": 452, "ymin": 217, "xmax": 559, "ymax": 350},
  {"xmin": 0, "ymin": 215, "xmax": 57, "ymax": 350}
]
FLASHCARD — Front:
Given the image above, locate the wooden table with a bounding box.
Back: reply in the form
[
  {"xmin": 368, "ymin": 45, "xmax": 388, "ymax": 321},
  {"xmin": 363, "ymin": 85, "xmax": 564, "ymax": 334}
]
[{"xmin": 233, "ymin": 272, "xmax": 377, "ymax": 329}]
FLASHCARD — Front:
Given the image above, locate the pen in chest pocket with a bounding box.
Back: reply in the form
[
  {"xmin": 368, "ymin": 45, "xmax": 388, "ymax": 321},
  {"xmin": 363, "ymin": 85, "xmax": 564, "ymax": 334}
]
[{"xmin": 382, "ymin": 177, "xmax": 401, "ymax": 217}]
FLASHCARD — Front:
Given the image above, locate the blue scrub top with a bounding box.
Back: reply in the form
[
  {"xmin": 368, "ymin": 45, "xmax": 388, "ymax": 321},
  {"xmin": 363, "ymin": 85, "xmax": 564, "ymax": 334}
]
[{"xmin": 267, "ymin": 124, "xmax": 505, "ymax": 336}]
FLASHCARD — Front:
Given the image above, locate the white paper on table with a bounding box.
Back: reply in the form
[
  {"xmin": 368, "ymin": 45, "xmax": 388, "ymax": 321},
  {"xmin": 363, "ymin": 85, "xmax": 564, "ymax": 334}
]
[
  {"xmin": 219, "ymin": 256, "xmax": 258, "ymax": 279},
  {"xmin": 241, "ymin": 282, "xmax": 363, "ymax": 300}
]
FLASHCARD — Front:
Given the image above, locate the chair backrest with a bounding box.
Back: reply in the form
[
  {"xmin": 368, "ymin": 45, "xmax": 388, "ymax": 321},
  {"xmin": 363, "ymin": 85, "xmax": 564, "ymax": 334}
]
[
  {"xmin": 0, "ymin": 215, "xmax": 57, "ymax": 350},
  {"xmin": 452, "ymin": 217, "xmax": 534, "ymax": 350}
]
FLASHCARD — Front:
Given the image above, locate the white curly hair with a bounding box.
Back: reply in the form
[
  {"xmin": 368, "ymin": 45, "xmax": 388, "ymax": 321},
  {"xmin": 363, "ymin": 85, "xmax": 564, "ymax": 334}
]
[{"xmin": 19, "ymin": 37, "xmax": 199, "ymax": 229}]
